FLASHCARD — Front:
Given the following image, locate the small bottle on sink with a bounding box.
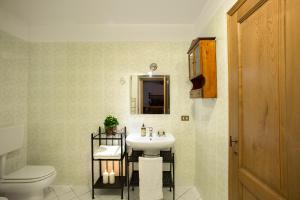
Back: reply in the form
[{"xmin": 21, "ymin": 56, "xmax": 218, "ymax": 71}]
[{"xmin": 141, "ymin": 124, "xmax": 146, "ymax": 137}]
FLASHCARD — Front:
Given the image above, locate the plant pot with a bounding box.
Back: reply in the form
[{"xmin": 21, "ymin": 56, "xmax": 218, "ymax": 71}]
[{"xmin": 105, "ymin": 126, "xmax": 117, "ymax": 135}]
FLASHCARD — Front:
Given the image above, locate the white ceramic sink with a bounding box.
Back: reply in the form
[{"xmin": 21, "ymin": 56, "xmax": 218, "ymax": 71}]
[{"xmin": 126, "ymin": 133, "xmax": 175, "ymax": 151}]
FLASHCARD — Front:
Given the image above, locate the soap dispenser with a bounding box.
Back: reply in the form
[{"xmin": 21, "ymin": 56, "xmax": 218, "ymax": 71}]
[{"xmin": 141, "ymin": 124, "xmax": 146, "ymax": 137}]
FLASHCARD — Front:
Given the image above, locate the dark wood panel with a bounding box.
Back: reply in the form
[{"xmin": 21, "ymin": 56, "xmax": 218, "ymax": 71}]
[{"xmin": 239, "ymin": 169, "xmax": 286, "ymax": 200}]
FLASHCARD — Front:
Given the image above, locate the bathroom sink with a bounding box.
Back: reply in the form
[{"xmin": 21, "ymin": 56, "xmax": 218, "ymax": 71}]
[{"xmin": 126, "ymin": 133, "xmax": 175, "ymax": 151}]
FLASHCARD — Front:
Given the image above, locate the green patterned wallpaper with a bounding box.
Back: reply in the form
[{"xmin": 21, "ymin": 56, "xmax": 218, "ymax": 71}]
[
  {"xmin": 0, "ymin": 30, "xmax": 29, "ymax": 174},
  {"xmin": 28, "ymin": 42, "xmax": 196, "ymax": 186}
]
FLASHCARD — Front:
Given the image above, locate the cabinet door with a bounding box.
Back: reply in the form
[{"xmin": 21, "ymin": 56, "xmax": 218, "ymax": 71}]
[
  {"xmin": 195, "ymin": 45, "xmax": 201, "ymax": 77},
  {"xmin": 189, "ymin": 51, "xmax": 195, "ymax": 79}
]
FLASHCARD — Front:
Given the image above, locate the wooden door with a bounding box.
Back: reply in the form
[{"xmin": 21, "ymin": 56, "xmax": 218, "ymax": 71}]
[{"xmin": 228, "ymin": 0, "xmax": 288, "ymax": 199}]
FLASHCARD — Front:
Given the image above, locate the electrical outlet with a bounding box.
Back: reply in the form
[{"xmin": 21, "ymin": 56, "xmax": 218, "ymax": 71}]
[{"xmin": 181, "ymin": 115, "xmax": 189, "ymax": 121}]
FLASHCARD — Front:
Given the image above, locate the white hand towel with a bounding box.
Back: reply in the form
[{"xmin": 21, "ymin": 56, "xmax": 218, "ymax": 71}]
[
  {"xmin": 93, "ymin": 145, "xmax": 121, "ymax": 159},
  {"xmin": 139, "ymin": 157, "xmax": 163, "ymax": 200}
]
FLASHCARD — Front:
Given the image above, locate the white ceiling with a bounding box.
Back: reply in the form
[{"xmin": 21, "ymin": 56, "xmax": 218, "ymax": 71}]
[{"xmin": 0, "ymin": 0, "xmax": 207, "ymax": 26}]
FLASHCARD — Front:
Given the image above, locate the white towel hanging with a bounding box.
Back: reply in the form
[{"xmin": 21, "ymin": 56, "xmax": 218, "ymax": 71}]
[{"xmin": 139, "ymin": 157, "xmax": 163, "ymax": 200}]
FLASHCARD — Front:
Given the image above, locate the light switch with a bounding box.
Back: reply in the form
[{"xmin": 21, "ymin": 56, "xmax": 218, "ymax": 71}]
[{"xmin": 181, "ymin": 115, "xmax": 189, "ymax": 121}]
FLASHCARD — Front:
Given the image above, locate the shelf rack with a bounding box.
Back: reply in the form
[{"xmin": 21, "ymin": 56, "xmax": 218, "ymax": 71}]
[
  {"xmin": 91, "ymin": 127, "xmax": 127, "ymax": 199},
  {"xmin": 126, "ymin": 149, "xmax": 175, "ymax": 200}
]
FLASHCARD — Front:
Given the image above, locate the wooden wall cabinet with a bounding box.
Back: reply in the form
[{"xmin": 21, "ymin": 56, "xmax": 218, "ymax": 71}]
[{"xmin": 187, "ymin": 37, "xmax": 217, "ymax": 98}]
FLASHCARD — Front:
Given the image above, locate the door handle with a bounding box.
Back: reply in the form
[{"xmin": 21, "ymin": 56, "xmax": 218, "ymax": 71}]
[
  {"xmin": 229, "ymin": 136, "xmax": 238, "ymax": 147},
  {"xmin": 230, "ymin": 136, "xmax": 239, "ymax": 155}
]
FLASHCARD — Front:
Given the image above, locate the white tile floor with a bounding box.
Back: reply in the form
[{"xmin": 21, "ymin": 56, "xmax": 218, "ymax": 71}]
[{"xmin": 44, "ymin": 185, "xmax": 201, "ymax": 200}]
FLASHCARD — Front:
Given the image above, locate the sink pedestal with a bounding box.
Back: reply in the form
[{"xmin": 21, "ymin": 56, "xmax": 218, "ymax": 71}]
[{"xmin": 143, "ymin": 149, "xmax": 160, "ymax": 156}]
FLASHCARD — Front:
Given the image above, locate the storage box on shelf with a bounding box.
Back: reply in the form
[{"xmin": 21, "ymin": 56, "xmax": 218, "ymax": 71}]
[{"xmin": 187, "ymin": 37, "xmax": 217, "ymax": 98}]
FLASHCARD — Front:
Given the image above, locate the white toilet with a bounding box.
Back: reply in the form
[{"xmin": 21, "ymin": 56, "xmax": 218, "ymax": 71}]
[{"xmin": 0, "ymin": 126, "xmax": 56, "ymax": 200}]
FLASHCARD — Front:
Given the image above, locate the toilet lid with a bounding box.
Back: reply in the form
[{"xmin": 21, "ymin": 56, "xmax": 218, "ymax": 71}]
[{"xmin": 3, "ymin": 165, "xmax": 56, "ymax": 181}]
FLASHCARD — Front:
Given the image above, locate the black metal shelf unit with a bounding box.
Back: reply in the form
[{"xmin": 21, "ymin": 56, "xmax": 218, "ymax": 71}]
[
  {"xmin": 127, "ymin": 149, "xmax": 175, "ymax": 200},
  {"xmin": 91, "ymin": 127, "xmax": 127, "ymax": 199}
]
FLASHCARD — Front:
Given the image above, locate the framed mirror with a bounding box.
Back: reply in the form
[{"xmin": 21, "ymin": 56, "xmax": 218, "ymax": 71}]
[{"xmin": 130, "ymin": 75, "xmax": 170, "ymax": 114}]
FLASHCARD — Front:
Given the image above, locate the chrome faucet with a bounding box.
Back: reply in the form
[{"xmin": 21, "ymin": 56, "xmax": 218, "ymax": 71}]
[{"xmin": 148, "ymin": 127, "xmax": 153, "ymax": 137}]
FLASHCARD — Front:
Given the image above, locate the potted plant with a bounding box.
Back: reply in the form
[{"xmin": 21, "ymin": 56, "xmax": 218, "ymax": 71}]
[{"xmin": 104, "ymin": 115, "xmax": 119, "ymax": 135}]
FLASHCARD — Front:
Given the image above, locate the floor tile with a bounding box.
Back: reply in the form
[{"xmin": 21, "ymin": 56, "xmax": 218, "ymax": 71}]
[
  {"xmin": 78, "ymin": 192, "xmax": 93, "ymax": 200},
  {"xmin": 177, "ymin": 187, "xmax": 200, "ymax": 200},
  {"xmin": 58, "ymin": 191, "xmax": 78, "ymax": 200},
  {"xmin": 48, "ymin": 185, "xmax": 200, "ymax": 200},
  {"xmin": 52, "ymin": 185, "xmax": 72, "ymax": 196},
  {"xmin": 44, "ymin": 187, "xmax": 58, "ymax": 200},
  {"xmin": 71, "ymin": 185, "xmax": 91, "ymax": 196}
]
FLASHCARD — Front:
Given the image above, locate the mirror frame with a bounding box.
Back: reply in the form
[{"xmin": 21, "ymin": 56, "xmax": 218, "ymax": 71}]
[{"xmin": 130, "ymin": 75, "xmax": 170, "ymax": 114}]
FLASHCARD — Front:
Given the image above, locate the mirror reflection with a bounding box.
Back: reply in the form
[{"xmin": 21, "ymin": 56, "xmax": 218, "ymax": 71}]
[{"xmin": 130, "ymin": 75, "xmax": 170, "ymax": 114}]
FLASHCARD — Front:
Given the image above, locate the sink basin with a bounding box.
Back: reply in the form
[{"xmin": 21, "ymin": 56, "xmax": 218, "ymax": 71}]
[{"xmin": 126, "ymin": 133, "xmax": 175, "ymax": 151}]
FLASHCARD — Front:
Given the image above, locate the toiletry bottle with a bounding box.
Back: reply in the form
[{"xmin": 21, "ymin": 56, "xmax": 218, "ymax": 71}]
[{"xmin": 141, "ymin": 124, "xmax": 146, "ymax": 137}]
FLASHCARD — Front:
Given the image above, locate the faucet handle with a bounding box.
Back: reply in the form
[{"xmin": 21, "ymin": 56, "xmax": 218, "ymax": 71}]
[{"xmin": 148, "ymin": 127, "xmax": 153, "ymax": 137}]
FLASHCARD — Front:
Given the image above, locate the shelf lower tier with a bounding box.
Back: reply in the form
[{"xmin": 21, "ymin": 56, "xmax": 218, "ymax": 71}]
[
  {"xmin": 129, "ymin": 171, "xmax": 173, "ymax": 188},
  {"xmin": 163, "ymin": 171, "xmax": 173, "ymax": 187},
  {"xmin": 94, "ymin": 176, "xmax": 125, "ymax": 189},
  {"xmin": 130, "ymin": 171, "xmax": 139, "ymax": 186}
]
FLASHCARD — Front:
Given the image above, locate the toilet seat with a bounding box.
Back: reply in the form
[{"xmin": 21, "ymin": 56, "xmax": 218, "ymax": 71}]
[{"xmin": 1, "ymin": 165, "xmax": 56, "ymax": 183}]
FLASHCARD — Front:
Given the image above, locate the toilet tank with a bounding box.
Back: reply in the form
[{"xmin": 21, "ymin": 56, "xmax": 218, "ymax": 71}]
[{"xmin": 0, "ymin": 126, "xmax": 24, "ymax": 156}]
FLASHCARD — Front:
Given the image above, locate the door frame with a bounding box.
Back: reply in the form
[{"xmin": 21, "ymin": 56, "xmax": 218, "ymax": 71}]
[{"xmin": 227, "ymin": 1, "xmax": 245, "ymax": 199}]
